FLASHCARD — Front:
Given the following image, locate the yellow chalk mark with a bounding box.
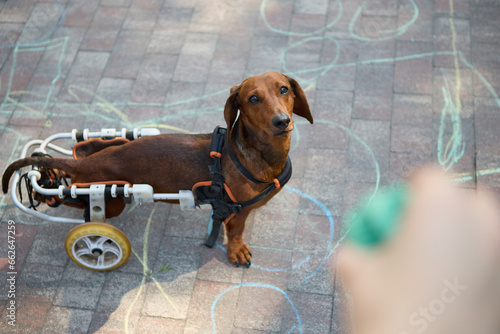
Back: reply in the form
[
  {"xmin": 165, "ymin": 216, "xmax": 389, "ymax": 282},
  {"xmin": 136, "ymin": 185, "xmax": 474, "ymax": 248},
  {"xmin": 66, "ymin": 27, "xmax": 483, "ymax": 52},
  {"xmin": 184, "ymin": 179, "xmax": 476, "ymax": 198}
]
[
  {"xmin": 124, "ymin": 205, "xmax": 158, "ymax": 333},
  {"xmin": 139, "ymin": 123, "xmax": 191, "ymax": 134},
  {"xmin": 124, "ymin": 205, "xmax": 180, "ymax": 334},
  {"xmin": 304, "ymin": 84, "xmax": 316, "ymax": 92},
  {"xmin": 453, "ymin": 168, "xmax": 500, "ymax": 182},
  {"xmin": 67, "ymin": 84, "xmax": 131, "ymax": 125},
  {"xmin": 6, "ymin": 96, "xmax": 43, "ymax": 116}
]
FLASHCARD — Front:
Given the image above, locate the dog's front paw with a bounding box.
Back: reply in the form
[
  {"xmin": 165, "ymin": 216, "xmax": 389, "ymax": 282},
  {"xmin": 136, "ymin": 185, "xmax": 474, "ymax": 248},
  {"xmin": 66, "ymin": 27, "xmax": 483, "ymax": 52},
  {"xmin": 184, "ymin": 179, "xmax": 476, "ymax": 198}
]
[{"xmin": 227, "ymin": 240, "xmax": 252, "ymax": 268}]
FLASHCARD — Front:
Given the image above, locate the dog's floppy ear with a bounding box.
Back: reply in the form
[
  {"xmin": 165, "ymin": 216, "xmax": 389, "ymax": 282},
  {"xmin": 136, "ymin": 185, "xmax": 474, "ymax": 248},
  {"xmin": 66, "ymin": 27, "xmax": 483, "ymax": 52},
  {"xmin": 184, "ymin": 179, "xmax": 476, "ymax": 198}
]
[
  {"xmin": 284, "ymin": 75, "xmax": 314, "ymax": 124},
  {"xmin": 224, "ymin": 85, "xmax": 240, "ymax": 132}
]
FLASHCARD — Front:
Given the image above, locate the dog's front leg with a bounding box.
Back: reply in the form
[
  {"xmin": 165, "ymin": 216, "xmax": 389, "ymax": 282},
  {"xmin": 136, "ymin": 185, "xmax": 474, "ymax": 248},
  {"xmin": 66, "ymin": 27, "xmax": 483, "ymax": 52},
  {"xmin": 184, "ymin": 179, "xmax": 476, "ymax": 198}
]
[{"xmin": 225, "ymin": 211, "xmax": 252, "ymax": 267}]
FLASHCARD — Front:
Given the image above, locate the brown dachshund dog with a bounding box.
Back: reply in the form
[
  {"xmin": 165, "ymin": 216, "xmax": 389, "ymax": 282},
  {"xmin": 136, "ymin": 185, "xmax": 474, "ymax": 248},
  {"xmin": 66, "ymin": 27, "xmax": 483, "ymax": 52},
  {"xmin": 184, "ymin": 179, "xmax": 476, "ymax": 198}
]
[{"xmin": 2, "ymin": 72, "xmax": 314, "ymax": 267}]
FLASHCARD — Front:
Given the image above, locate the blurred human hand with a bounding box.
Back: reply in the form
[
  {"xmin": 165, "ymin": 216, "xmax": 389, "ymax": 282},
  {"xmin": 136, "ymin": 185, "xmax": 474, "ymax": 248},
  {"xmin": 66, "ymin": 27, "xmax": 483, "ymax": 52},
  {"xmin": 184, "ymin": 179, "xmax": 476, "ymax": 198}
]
[{"xmin": 338, "ymin": 168, "xmax": 500, "ymax": 334}]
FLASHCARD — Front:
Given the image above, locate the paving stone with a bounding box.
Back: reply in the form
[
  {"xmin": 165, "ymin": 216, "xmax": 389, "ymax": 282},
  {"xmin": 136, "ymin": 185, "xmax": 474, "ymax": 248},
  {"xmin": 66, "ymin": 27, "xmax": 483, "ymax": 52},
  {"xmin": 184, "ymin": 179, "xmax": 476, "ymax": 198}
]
[
  {"xmin": 143, "ymin": 257, "xmax": 198, "ymax": 319},
  {"xmin": 317, "ymin": 39, "xmax": 358, "ymax": 91},
  {"xmin": 289, "ymin": 13, "xmax": 327, "ymax": 36},
  {"xmin": 433, "ymin": 17, "xmax": 471, "ymax": 68},
  {"xmin": 357, "ymin": 38, "xmax": 396, "ymax": 62},
  {"xmin": 343, "ymin": 181, "xmax": 377, "ymax": 215},
  {"xmin": 254, "ymin": 0, "xmax": 294, "ymax": 36},
  {"xmin": 392, "ymin": 93, "xmax": 432, "ymax": 127},
  {"xmin": 81, "ymin": 6, "xmax": 127, "ymax": 51},
  {"xmin": 284, "ymin": 33, "xmax": 323, "ymax": 77},
  {"xmin": 0, "ymin": 222, "xmax": 37, "ymax": 274},
  {"xmin": 95, "ymin": 77, "xmax": 134, "ymax": 104},
  {"xmin": 350, "ymin": 14, "xmax": 398, "ymax": 42},
  {"xmin": 250, "ymin": 211, "xmax": 297, "ymax": 250},
  {"xmin": 234, "ymin": 284, "xmax": 287, "ymax": 332},
  {"xmin": 188, "ymin": 0, "xmax": 227, "ymax": 34},
  {"xmin": 0, "ymin": 0, "xmax": 37, "ymax": 23},
  {"xmin": 294, "ymin": 214, "xmax": 335, "ymax": 252},
  {"xmin": 361, "ymin": 0, "xmax": 399, "ymax": 17},
  {"xmin": 280, "ymin": 291, "xmax": 333, "ymax": 334},
  {"xmin": 242, "ymin": 247, "xmax": 292, "ymax": 285},
  {"xmin": 184, "ymin": 280, "xmax": 238, "ymax": 333},
  {"xmin": 353, "ymin": 92, "xmax": 392, "ymax": 121},
  {"xmin": 355, "ymin": 64, "xmax": 394, "ymax": 94},
  {"xmin": 347, "ymin": 119, "xmax": 391, "ymax": 183},
  {"xmin": 471, "ymin": 42, "xmax": 500, "ymax": 97},
  {"xmin": 433, "ymin": 67, "xmax": 474, "ymax": 118},
  {"xmin": 197, "ymin": 248, "xmax": 244, "ymax": 284},
  {"xmin": 0, "ymin": 293, "xmax": 53, "ymax": 333},
  {"xmin": 0, "ymin": 23, "xmax": 23, "ymax": 57},
  {"xmin": 156, "ymin": 6, "xmax": 193, "ymax": 30},
  {"xmin": 294, "ymin": 0, "xmax": 329, "ymax": 15},
  {"xmin": 41, "ymin": 306, "xmax": 93, "ymax": 334},
  {"xmin": 471, "ymin": 5, "xmax": 500, "ymax": 44},
  {"xmin": 147, "ymin": 29, "xmax": 185, "ymax": 54},
  {"xmin": 136, "ymin": 316, "xmax": 185, "ymax": 334},
  {"xmin": 88, "ymin": 271, "xmax": 146, "ymax": 333},
  {"xmin": 397, "ymin": 0, "xmax": 433, "ymax": 42},
  {"xmin": 220, "ymin": 8, "xmax": 258, "ymax": 36},
  {"xmin": 24, "ymin": 222, "xmax": 73, "ymax": 266},
  {"xmin": 100, "ymin": 0, "xmax": 133, "ymax": 6},
  {"xmin": 62, "ymin": 0, "xmax": 100, "ymax": 27},
  {"xmin": 247, "ymin": 35, "xmax": 289, "ymax": 75},
  {"xmin": 330, "ymin": 280, "xmax": 352, "ymax": 334},
  {"xmin": 58, "ymin": 51, "xmax": 110, "ymax": 103},
  {"xmin": 391, "ymin": 124, "xmax": 433, "ymax": 154},
  {"xmin": 394, "ymin": 41, "xmax": 433, "ymax": 94},
  {"xmin": 474, "ymin": 97, "xmax": 500, "ymax": 158},
  {"xmin": 389, "ymin": 151, "xmax": 433, "ymax": 182},
  {"xmin": 104, "ymin": 30, "xmax": 151, "ymax": 79},
  {"xmin": 287, "ymin": 248, "xmax": 336, "ymax": 295},
  {"xmin": 17, "ymin": 262, "xmax": 65, "ymax": 297},
  {"xmin": 435, "ymin": 0, "xmax": 469, "ymax": 17},
  {"xmin": 122, "ymin": 0, "xmax": 163, "ymax": 31}
]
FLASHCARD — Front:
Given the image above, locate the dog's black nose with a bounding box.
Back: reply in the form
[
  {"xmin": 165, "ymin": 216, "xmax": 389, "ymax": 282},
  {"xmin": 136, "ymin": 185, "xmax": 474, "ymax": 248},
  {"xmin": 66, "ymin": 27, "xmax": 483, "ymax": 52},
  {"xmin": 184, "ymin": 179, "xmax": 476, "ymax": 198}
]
[{"xmin": 272, "ymin": 114, "xmax": 291, "ymax": 131}]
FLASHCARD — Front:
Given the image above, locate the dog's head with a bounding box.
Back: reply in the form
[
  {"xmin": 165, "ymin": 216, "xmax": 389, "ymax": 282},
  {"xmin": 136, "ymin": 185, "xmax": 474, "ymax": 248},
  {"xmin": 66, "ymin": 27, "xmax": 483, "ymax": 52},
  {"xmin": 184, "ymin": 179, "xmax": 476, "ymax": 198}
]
[{"xmin": 224, "ymin": 72, "xmax": 313, "ymax": 140}]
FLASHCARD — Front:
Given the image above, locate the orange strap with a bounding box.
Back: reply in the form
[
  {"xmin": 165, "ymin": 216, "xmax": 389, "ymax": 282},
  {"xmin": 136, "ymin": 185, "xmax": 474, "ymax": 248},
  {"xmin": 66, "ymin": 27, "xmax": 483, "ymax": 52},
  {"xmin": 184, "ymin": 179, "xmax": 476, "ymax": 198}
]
[
  {"xmin": 191, "ymin": 181, "xmax": 239, "ymax": 224},
  {"xmin": 210, "ymin": 151, "xmax": 222, "ymax": 159},
  {"xmin": 69, "ymin": 180, "xmax": 131, "ymax": 188}
]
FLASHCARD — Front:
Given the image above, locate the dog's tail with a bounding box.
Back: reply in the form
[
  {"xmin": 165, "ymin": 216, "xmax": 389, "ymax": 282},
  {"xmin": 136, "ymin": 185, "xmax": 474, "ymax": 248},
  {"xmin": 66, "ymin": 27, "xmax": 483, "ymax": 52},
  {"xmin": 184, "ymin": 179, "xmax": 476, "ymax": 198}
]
[{"xmin": 2, "ymin": 157, "xmax": 77, "ymax": 194}]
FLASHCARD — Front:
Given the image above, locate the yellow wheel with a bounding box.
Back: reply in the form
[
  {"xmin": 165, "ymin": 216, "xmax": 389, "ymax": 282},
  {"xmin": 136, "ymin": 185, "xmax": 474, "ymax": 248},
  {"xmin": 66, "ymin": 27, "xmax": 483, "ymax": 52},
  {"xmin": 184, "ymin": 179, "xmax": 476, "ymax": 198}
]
[{"xmin": 65, "ymin": 222, "xmax": 131, "ymax": 271}]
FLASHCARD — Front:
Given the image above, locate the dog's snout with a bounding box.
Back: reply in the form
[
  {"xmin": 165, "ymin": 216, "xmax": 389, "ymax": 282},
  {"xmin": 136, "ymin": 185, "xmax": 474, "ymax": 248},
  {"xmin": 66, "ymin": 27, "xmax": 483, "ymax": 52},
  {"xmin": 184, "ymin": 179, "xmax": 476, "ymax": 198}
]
[{"xmin": 272, "ymin": 114, "xmax": 291, "ymax": 131}]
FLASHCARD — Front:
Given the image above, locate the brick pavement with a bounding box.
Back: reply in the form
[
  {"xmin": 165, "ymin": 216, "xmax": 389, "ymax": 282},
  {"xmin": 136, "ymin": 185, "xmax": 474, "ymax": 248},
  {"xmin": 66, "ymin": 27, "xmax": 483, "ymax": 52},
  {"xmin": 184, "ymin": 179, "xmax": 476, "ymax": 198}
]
[{"xmin": 0, "ymin": 0, "xmax": 500, "ymax": 333}]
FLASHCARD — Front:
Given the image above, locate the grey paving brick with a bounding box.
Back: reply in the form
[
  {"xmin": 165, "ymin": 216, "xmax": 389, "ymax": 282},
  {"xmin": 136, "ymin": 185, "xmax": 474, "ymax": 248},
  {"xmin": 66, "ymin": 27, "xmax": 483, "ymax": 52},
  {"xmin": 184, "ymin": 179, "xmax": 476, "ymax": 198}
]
[
  {"xmin": 0, "ymin": 0, "xmax": 37, "ymax": 23},
  {"xmin": 394, "ymin": 41, "xmax": 433, "ymax": 94},
  {"xmin": 62, "ymin": 0, "xmax": 100, "ymax": 27},
  {"xmin": 281, "ymin": 291, "xmax": 333, "ymax": 334},
  {"xmin": 471, "ymin": 6, "xmax": 500, "ymax": 45},
  {"xmin": 41, "ymin": 306, "xmax": 93, "ymax": 334}
]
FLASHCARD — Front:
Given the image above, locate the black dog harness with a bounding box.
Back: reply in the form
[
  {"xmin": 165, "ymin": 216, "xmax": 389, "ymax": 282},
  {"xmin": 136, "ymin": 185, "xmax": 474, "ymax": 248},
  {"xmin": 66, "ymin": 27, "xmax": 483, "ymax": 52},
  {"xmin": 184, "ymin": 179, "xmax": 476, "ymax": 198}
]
[{"xmin": 194, "ymin": 126, "xmax": 292, "ymax": 248}]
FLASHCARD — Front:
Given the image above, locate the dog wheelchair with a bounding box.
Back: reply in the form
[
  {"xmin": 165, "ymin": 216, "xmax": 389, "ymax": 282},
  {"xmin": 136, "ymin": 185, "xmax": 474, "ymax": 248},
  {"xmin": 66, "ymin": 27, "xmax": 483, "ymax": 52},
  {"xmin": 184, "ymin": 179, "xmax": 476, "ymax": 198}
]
[{"xmin": 8, "ymin": 128, "xmax": 203, "ymax": 271}]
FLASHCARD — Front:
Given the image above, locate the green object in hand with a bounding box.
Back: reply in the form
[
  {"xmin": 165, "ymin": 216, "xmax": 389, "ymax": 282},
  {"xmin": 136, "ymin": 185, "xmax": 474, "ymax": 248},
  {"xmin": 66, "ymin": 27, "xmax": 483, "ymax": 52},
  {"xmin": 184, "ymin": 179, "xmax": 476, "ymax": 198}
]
[{"xmin": 347, "ymin": 184, "xmax": 410, "ymax": 247}]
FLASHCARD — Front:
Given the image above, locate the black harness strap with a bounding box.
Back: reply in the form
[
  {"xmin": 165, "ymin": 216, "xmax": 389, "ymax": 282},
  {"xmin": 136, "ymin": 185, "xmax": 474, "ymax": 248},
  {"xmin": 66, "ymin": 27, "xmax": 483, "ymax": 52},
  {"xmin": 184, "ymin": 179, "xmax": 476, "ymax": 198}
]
[
  {"xmin": 226, "ymin": 141, "xmax": 292, "ymax": 208},
  {"xmin": 197, "ymin": 126, "xmax": 293, "ymax": 248}
]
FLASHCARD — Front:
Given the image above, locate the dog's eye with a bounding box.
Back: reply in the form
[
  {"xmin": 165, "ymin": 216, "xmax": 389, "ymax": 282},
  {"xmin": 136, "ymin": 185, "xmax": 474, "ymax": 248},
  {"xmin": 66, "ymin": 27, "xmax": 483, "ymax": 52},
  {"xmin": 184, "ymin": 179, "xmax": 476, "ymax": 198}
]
[
  {"xmin": 248, "ymin": 95, "xmax": 260, "ymax": 104},
  {"xmin": 280, "ymin": 86, "xmax": 289, "ymax": 95}
]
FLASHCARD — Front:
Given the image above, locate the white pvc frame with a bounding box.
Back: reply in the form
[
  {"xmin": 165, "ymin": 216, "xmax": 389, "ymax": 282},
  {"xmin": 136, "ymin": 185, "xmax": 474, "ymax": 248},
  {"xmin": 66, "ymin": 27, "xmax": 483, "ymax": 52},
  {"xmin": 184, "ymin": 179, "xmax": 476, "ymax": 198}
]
[{"xmin": 10, "ymin": 128, "xmax": 195, "ymax": 224}]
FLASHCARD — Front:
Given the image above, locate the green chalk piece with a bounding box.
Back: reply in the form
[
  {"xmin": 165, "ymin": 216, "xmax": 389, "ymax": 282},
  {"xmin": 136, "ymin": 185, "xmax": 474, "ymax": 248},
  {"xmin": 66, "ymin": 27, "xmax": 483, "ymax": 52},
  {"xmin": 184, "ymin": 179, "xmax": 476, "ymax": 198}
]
[{"xmin": 347, "ymin": 184, "xmax": 410, "ymax": 247}]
